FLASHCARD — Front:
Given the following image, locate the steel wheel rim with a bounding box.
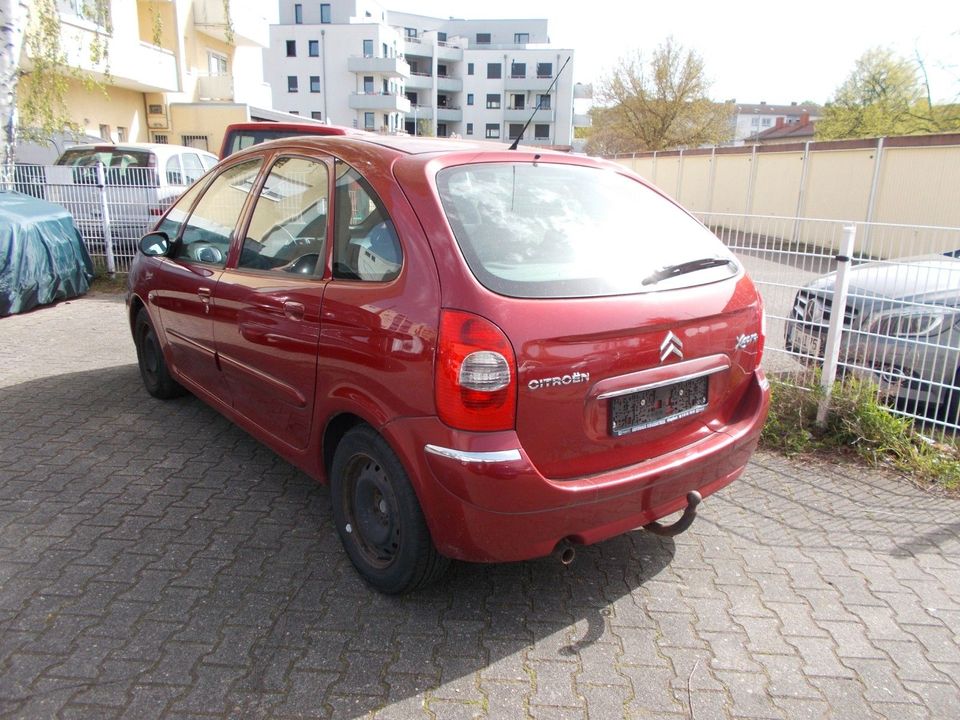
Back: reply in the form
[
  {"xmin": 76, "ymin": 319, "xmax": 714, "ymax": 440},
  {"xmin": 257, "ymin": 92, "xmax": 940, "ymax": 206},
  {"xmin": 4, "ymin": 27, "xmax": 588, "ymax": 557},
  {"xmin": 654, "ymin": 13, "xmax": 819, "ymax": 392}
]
[{"xmin": 344, "ymin": 453, "xmax": 400, "ymax": 568}]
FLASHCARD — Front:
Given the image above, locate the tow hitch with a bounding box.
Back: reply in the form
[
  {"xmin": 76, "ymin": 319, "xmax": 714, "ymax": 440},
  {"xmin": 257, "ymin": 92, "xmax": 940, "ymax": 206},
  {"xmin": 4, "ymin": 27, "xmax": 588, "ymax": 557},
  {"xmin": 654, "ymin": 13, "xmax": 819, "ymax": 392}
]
[{"xmin": 644, "ymin": 491, "xmax": 702, "ymax": 537}]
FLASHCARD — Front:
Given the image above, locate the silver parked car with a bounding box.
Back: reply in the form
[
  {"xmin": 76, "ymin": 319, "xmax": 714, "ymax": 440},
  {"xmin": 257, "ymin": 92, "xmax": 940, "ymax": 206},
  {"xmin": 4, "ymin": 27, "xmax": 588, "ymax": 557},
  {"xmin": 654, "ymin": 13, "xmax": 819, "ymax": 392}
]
[{"xmin": 785, "ymin": 251, "xmax": 960, "ymax": 422}]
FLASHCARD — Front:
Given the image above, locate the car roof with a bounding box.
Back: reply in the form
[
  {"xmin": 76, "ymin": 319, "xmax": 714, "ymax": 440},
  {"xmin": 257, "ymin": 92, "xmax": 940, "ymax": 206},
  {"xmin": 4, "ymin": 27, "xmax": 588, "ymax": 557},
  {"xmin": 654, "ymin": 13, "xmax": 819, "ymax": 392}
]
[{"xmin": 63, "ymin": 143, "xmax": 217, "ymax": 157}]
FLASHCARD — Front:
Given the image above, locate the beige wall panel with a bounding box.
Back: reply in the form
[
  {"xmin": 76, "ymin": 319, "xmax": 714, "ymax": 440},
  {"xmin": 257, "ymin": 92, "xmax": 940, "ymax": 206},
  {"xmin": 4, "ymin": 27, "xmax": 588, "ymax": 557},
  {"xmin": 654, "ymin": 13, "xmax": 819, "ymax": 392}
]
[
  {"xmin": 650, "ymin": 158, "xmax": 680, "ymax": 200},
  {"xmin": 873, "ymin": 146, "xmax": 960, "ymax": 229},
  {"xmin": 677, "ymin": 155, "xmax": 712, "ymax": 211},
  {"xmin": 803, "ymin": 149, "xmax": 875, "ymax": 222},
  {"xmin": 752, "ymin": 151, "xmax": 804, "ymax": 217},
  {"xmin": 711, "ymin": 155, "xmax": 752, "ymax": 215}
]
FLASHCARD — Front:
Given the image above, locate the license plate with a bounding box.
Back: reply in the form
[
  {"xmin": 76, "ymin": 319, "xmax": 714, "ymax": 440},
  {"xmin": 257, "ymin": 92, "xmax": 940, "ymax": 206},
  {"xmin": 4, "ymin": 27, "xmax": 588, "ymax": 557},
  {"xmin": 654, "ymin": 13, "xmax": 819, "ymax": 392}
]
[
  {"xmin": 609, "ymin": 375, "xmax": 709, "ymax": 436},
  {"xmin": 794, "ymin": 329, "xmax": 823, "ymax": 359}
]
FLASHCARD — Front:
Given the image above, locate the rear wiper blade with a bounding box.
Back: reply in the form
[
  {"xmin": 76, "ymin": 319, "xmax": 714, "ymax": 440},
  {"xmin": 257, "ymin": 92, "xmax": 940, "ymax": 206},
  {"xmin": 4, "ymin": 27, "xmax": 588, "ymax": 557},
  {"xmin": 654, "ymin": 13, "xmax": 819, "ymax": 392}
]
[{"xmin": 641, "ymin": 257, "xmax": 737, "ymax": 286}]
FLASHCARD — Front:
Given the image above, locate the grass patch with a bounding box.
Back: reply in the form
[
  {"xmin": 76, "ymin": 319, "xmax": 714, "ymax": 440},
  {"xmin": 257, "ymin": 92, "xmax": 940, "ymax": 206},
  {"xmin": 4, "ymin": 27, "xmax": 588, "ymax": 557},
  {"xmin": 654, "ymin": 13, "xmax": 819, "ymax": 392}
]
[
  {"xmin": 87, "ymin": 258, "xmax": 127, "ymax": 294},
  {"xmin": 761, "ymin": 374, "xmax": 960, "ymax": 492}
]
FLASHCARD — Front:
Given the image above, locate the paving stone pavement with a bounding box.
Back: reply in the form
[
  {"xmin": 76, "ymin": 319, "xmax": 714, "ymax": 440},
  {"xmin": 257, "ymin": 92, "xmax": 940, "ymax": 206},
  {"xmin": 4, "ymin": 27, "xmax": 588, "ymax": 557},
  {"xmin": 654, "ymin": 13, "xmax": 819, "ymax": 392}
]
[{"xmin": 1, "ymin": 294, "xmax": 959, "ymax": 719}]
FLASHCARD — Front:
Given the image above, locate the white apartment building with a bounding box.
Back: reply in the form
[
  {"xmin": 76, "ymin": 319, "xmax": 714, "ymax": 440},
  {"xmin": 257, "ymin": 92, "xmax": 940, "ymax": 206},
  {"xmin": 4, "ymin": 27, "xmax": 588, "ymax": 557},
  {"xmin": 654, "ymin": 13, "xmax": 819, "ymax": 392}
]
[{"xmin": 266, "ymin": 0, "xmax": 577, "ymax": 147}]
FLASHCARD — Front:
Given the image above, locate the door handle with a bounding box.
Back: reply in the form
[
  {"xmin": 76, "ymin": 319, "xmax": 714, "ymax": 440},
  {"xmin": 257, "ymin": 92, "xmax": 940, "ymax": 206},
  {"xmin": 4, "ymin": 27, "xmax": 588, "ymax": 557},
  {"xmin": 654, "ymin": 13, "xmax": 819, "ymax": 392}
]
[
  {"xmin": 197, "ymin": 287, "xmax": 212, "ymax": 314},
  {"xmin": 283, "ymin": 301, "xmax": 305, "ymax": 321}
]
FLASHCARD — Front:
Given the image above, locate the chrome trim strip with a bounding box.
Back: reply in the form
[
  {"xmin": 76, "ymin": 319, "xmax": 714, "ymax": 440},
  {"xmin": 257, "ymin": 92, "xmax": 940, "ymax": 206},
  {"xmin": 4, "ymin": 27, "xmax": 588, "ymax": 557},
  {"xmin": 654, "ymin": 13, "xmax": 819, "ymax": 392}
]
[
  {"xmin": 597, "ymin": 363, "xmax": 729, "ymax": 400},
  {"xmin": 424, "ymin": 445, "xmax": 522, "ymax": 464}
]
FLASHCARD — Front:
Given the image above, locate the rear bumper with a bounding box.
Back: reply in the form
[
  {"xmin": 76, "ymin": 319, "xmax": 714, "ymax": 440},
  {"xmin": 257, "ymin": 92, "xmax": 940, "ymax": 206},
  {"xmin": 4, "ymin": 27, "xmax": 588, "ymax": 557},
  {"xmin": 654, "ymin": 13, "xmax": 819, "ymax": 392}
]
[{"xmin": 387, "ymin": 369, "xmax": 770, "ymax": 562}]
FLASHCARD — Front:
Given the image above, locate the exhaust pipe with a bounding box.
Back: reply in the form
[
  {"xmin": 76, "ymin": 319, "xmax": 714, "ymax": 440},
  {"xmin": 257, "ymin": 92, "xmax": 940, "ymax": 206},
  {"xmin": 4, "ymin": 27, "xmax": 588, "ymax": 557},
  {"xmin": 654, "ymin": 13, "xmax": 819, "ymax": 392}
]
[
  {"xmin": 555, "ymin": 539, "xmax": 576, "ymax": 566},
  {"xmin": 644, "ymin": 491, "xmax": 702, "ymax": 537}
]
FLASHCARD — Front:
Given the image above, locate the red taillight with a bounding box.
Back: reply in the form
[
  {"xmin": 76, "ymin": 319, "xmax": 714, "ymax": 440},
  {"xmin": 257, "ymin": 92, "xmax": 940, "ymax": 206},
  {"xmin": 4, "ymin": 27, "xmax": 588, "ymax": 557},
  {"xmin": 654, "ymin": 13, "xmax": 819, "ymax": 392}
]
[{"xmin": 436, "ymin": 310, "xmax": 516, "ymax": 431}]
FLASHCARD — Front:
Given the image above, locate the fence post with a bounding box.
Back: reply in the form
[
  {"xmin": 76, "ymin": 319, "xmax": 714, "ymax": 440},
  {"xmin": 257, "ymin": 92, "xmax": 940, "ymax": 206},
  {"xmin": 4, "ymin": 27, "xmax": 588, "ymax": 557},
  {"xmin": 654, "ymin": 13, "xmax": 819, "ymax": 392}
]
[
  {"xmin": 816, "ymin": 224, "xmax": 857, "ymax": 426},
  {"xmin": 95, "ymin": 162, "xmax": 116, "ymax": 276},
  {"xmin": 792, "ymin": 141, "xmax": 811, "ymax": 245}
]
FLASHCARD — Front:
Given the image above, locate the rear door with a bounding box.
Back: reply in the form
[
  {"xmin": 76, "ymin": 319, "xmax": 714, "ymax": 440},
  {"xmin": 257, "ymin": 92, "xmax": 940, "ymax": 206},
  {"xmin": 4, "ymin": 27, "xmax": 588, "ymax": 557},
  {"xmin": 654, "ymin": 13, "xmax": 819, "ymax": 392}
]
[
  {"xmin": 213, "ymin": 155, "xmax": 332, "ymax": 450},
  {"xmin": 434, "ymin": 160, "xmax": 764, "ymax": 479}
]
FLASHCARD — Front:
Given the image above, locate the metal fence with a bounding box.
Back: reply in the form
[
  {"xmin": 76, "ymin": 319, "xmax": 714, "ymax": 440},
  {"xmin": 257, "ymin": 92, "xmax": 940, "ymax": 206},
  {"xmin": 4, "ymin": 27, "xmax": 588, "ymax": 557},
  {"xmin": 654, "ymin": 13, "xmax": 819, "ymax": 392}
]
[
  {"xmin": 701, "ymin": 212, "xmax": 960, "ymax": 438},
  {"xmin": 9, "ymin": 163, "xmax": 193, "ymax": 273}
]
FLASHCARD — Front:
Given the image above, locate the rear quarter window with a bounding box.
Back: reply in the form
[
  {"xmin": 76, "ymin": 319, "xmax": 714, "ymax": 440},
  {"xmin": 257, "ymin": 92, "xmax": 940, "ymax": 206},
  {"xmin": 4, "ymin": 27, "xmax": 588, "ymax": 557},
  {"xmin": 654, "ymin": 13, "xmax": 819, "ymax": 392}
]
[{"xmin": 436, "ymin": 162, "xmax": 737, "ymax": 298}]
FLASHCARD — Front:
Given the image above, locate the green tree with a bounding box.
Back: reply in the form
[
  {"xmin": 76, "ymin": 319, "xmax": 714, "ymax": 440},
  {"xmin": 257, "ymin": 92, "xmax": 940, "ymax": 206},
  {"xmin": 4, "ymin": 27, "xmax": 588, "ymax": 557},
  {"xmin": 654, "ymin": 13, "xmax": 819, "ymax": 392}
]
[
  {"xmin": 816, "ymin": 47, "xmax": 924, "ymax": 139},
  {"xmin": 586, "ymin": 38, "xmax": 733, "ymax": 156},
  {"xmin": 817, "ymin": 46, "xmax": 960, "ymax": 139}
]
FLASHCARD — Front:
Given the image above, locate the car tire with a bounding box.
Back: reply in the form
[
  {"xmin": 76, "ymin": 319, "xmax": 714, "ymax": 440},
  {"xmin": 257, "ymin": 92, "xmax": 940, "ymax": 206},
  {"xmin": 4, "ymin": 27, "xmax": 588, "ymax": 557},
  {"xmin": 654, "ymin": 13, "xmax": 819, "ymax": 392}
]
[
  {"xmin": 330, "ymin": 425, "xmax": 448, "ymax": 594},
  {"xmin": 134, "ymin": 308, "xmax": 186, "ymax": 399}
]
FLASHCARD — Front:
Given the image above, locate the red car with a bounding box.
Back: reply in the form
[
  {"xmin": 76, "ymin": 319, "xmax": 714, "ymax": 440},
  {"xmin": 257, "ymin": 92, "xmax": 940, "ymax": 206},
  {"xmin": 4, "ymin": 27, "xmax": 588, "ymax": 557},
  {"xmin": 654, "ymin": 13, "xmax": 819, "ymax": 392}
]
[{"xmin": 127, "ymin": 135, "xmax": 770, "ymax": 594}]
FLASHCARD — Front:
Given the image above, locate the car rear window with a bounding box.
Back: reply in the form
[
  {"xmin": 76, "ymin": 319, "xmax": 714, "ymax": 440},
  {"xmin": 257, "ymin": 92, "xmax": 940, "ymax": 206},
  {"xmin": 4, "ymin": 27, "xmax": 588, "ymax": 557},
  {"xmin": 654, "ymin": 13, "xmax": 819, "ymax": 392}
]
[
  {"xmin": 436, "ymin": 163, "xmax": 738, "ymax": 298},
  {"xmin": 56, "ymin": 148, "xmax": 158, "ymax": 186}
]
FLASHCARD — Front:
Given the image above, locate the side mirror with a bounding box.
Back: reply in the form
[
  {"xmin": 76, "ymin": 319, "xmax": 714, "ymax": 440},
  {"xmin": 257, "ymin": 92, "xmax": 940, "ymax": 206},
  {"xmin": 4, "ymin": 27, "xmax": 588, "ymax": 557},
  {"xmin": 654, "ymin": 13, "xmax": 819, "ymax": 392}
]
[{"xmin": 139, "ymin": 231, "xmax": 171, "ymax": 257}]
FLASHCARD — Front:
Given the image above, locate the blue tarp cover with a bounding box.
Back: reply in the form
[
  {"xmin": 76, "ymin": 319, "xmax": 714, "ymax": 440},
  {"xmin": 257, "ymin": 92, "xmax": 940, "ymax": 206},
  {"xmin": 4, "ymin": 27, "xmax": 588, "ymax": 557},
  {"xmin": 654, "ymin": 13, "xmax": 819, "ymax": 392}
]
[{"xmin": 1, "ymin": 191, "xmax": 93, "ymax": 316}]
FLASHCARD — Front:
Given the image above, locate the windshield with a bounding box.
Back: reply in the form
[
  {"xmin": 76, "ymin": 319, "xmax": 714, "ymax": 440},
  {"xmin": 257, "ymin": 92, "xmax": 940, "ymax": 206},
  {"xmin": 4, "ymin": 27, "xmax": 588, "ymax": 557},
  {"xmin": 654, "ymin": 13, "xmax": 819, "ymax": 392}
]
[{"xmin": 436, "ymin": 163, "xmax": 738, "ymax": 298}]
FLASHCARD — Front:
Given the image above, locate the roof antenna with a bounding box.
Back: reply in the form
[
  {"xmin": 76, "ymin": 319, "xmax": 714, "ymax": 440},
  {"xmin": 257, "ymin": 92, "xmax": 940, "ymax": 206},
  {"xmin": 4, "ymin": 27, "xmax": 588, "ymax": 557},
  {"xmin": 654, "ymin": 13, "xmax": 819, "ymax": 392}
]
[{"xmin": 508, "ymin": 55, "xmax": 571, "ymax": 151}]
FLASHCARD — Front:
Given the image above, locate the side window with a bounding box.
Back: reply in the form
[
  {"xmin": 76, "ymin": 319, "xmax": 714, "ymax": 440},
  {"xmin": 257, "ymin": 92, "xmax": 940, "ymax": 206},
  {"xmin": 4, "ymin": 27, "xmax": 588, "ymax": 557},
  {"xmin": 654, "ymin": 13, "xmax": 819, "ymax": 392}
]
[
  {"xmin": 172, "ymin": 159, "xmax": 262, "ymax": 266},
  {"xmin": 154, "ymin": 180, "xmax": 206, "ymax": 240},
  {"xmin": 165, "ymin": 155, "xmax": 183, "ymax": 185},
  {"xmin": 181, "ymin": 153, "xmax": 205, "ymax": 184},
  {"xmin": 239, "ymin": 156, "xmax": 329, "ymax": 276},
  {"xmin": 199, "ymin": 154, "xmax": 217, "ymax": 171},
  {"xmin": 332, "ymin": 162, "xmax": 402, "ymax": 282}
]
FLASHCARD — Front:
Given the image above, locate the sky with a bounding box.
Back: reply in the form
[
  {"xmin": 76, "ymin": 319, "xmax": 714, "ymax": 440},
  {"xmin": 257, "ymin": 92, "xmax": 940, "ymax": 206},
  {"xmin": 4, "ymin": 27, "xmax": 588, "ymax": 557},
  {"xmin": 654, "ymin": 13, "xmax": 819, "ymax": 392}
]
[{"xmin": 396, "ymin": 0, "xmax": 959, "ymax": 105}]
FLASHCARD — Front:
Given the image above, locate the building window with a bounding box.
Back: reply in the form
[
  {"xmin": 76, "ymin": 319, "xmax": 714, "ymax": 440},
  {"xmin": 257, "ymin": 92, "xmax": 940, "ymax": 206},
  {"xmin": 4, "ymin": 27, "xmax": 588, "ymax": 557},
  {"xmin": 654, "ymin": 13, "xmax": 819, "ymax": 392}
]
[
  {"xmin": 510, "ymin": 62, "xmax": 525, "ymax": 78},
  {"xmin": 320, "ymin": 3, "xmax": 331, "ymax": 23},
  {"xmin": 466, "ymin": 123, "xmax": 473, "ymax": 135},
  {"xmin": 363, "ymin": 39, "xmax": 373, "ymax": 57},
  {"xmin": 364, "ymin": 112, "xmax": 375, "ymax": 131},
  {"xmin": 286, "ymin": 40, "xmax": 296, "ymax": 57},
  {"xmin": 476, "ymin": 33, "xmax": 491, "ymax": 45},
  {"xmin": 508, "ymin": 123, "xmax": 524, "ymax": 140},
  {"xmin": 437, "ymin": 123, "xmax": 447, "ymax": 137},
  {"xmin": 485, "ymin": 123, "xmax": 500, "ymax": 139},
  {"xmin": 181, "ymin": 135, "xmax": 210, "ymax": 151},
  {"xmin": 485, "ymin": 93, "xmax": 501, "ymax": 109},
  {"xmin": 537, "ymin": 94, "xmax": 551, "ymax": 110},
  {"xmin": 514, "ymin": 32, "xmax": 529, "ymax": 44},
  {"xmin": 467, "ymin": 62, "xmax": 474, "ymax": 75},
  {"xmin": 99, "ymin": 123, "xmax": 110, "ymax": 140},
  {"xmin": 405, "ymin": 27, "xmax": 417, "ymax": 38},
  {"xmin": 290, "ymin": 110, "xmax": 300, "ymax": 115},
  {"xmin": 312, "ymin": 111, "xmax": 323, "ymax": 120},
  {"xmin": 310, "ymin": 76, "xmax": 321, "ymax": 93},
  {"xmin": 534, "ymin": 124, "xmax": 549, "ymax": 139},
  {"xmin": 537, "ymin": 62, "xmax": 552, "ymax": 78},
  {"xmin": 288, "ymin": 76, "xmax": 298, "ymax": 92},
  {"xmin": 117, "ymin": 126, "xmax": 126, "ymax": 142},
  {"xmin": 363, "ymin": 76, "xmax": 374, "ymax": 93},
  {"xmin": 487, "ymin": 63, "xmax": 501, "ymax": 79},
  {"xmin": 466, "ymin": 93, "xmax": 474, "ymax": 106},
  {"xmin": 294, "ymin": 3, "xmax": 302, "ymax": 23},
  {"xmin": 153, "ymin": 134, "xmax": 168, "ymax": 144},
  {"xmin": 762, "ymin": 117, "xmax": 773, "ymax": 127},
  {"xmin": 208, "ymin": 51, "xmax": 228, "ymax": 75},
  {"xmin": 309, "ymin": 39, "xmax": 319, "ymax": 56},
  {"xmin": 437, "ymin": 94, "xmax": 448, "ymax": 108},
  {"xmin": 437, "ymin": 31, "xmax": 447, "ymax": 42},
  {"xmin": 511, "ymin": 94, "xmax": 525, "ymax": 110},
  {"xmin": 437, "ymin": 63, "xmax": 447, "ymax": 77},
  {"xmin": 406, "ymin": 91, "xmax": 418, "ymax": 104}
]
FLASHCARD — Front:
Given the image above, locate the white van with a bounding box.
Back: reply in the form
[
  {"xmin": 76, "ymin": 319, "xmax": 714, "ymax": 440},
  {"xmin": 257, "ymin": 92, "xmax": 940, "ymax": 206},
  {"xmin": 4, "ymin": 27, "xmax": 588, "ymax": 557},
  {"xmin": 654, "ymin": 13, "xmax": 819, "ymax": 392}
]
[{"xmin": 45, "ymin": 143, "xmax": 217, "ymax": 251}]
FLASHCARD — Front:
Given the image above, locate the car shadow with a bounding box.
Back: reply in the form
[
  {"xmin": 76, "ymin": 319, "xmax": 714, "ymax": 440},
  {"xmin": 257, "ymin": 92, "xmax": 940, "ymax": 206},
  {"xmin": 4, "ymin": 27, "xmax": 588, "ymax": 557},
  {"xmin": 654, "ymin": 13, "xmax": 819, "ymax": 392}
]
[{"xmin": 0, "ymin": 364, "xmax": 677, "ymax": 719}]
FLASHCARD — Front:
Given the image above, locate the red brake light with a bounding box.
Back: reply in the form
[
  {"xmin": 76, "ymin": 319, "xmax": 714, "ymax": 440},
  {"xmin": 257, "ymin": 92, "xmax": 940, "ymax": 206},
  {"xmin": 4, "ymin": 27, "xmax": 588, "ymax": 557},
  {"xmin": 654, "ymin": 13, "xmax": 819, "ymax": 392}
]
[{"xmin": 436, "ymin": 310, "xmax": 516, "ymax": 431}]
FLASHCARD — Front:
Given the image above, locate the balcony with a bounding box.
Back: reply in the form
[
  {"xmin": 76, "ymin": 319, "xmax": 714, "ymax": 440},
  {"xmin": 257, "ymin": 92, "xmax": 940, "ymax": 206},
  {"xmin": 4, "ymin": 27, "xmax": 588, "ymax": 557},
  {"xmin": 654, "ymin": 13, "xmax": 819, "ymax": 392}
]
[
  {"xmin": 406, "ymin": 105, "xmax": 434, "ymax": 120},
  {"xmin": 574, "ymin": 113, "xmax": 592, "ymax": 128},
  {"xmin": 347, "ymin": 56, "xmax": 411, "ymax": 78},
  {"xmin": 193, "ymin": 0, "xmax": 272, "ymax": 47},
  {"xmin": 349, "ymin": 93, "xmax": 412, "ymax": 113},
  {"xmin": 437, "ymin": 106, "xmax": 462, "ymax": 122},
  {"xmin": 197, "ymin": 74, "xmax": 234, "ymax": 101},
  {"xmin": 404, "ymin": 37, "xmax": 432, "ymax": 57},
  {"xmin": 504, "ymin": 76, "xmax": 555, "ymax": 92},
  {"xmin": 436, "ymin": 42, "xmax": 463, "ymax": 62},
  {"xmin": 504, "ymin": 108, "xmax": 555, "ymax": 123},
  {"xmin": 437, "ymin": 75, "xmax": 462, "ymax": 93},
  {"xmin": 406, "ymin": 72, "xmax": 433, "ymax": 90}
]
